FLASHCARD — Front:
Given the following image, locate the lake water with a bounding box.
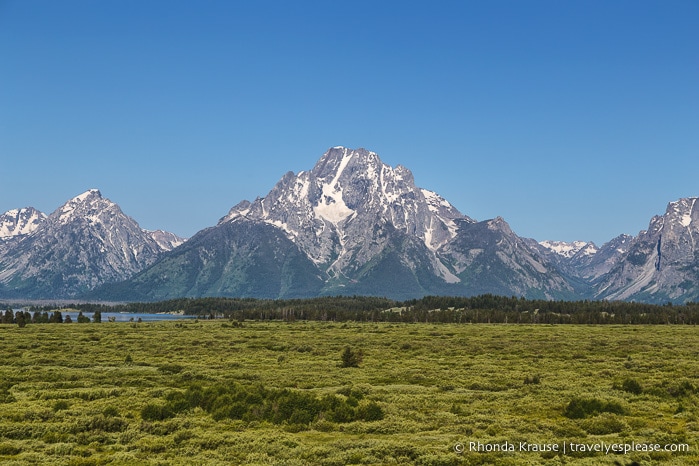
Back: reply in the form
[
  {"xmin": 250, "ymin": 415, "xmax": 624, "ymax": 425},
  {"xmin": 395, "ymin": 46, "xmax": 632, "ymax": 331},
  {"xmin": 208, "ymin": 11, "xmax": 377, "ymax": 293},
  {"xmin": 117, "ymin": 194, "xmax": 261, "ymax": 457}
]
[{"xmin": 18, "ymin": 311, "xmax": 196, "ymax": 322}]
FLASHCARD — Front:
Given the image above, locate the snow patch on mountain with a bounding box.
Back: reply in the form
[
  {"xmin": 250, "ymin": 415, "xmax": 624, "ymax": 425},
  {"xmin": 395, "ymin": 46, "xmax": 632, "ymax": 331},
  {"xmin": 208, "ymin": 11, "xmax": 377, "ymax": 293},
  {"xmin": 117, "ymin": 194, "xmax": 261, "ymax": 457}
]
[
  {"xmin": 539, "ymin": 240, "xmax": 594, "ymax": 258},
  {"xmin": 680, "ymin": 198, "xmax": 696, "ymax": 227},
  {"xmin": 0, "ymin": 207, "xmax": 46, "ymax": 239},
  {"xmin": 146, "ymin": 230, "xmax": 187, "ymax": 251},
  {"xmin": 58, "ymin": 189, "xmax": 102, "ymax": 224}
]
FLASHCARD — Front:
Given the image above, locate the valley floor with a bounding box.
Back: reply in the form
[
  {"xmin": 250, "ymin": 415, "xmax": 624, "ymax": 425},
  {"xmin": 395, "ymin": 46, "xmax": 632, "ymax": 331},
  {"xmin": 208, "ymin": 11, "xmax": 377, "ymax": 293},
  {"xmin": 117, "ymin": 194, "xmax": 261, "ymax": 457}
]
[{"xmin": 0, "ymin": 321, "xmax": 697, "ymax": 465}]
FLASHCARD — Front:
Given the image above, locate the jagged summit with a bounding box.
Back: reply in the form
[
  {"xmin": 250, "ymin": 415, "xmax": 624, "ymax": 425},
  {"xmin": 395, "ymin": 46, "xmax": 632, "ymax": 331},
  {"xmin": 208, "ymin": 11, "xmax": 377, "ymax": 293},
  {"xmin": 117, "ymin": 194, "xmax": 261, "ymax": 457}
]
[
  {"xmin": 221, "ymin": 147, "xmax": 473, "ymax": 284},
  {"xmin": 72, "ymin": 188, "xmax": 102, "ymax": 201},
  {"xmin": 0, "ymin": 190, "xmax": 184, "ymax": 299},
  {"xmin": 146, "ymin": 230, "xmax": 187, "ymax": 251},
  {"xmin": 144, "ymin": 146, "xmax": 573, "ymax": 300},
  {"xmin": 55, "ymin": 189, "xmax": 103, "ymax": 216},
  {"xmin": 0, "ymin": 207, "xmax": 46, "ymax": 240},
  {"xmin": 665, "ymin": 197, "xmax": 698, "ymax": 230},
  {"xmin": 539, "ymin": 240, "xmax": 596, "ymax": 259},
  {"xmin": 312, "ymin": 146, "xmax": 379, "ymax": 178},
  {"xmin": 595, "ymin": 197, "xmax": 699, "ymax": 302}
]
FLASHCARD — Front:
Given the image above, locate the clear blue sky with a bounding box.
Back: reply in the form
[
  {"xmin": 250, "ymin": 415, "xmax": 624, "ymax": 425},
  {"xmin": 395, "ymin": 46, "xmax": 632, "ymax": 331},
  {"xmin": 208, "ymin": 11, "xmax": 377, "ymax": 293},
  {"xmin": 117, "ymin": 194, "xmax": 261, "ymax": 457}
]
[{"xmin": 1, "ymin": 1, "xmax": 697, "ymax": 245}]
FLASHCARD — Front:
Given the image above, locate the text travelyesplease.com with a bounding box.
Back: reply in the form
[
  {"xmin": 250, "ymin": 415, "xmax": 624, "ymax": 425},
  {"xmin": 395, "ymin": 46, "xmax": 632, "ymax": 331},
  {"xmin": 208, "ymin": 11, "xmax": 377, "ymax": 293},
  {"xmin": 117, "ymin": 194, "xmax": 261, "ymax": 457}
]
[{"xmin": 455, "ymin": 441, "xmax": 690, "ymax": 455}]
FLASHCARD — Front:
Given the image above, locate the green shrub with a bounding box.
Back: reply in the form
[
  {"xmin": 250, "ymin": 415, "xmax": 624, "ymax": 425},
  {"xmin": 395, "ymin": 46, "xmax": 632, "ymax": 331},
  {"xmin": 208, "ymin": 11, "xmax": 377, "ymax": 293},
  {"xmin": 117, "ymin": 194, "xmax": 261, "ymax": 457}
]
[
  {"xmin": 102, "ymin": 405, "xmax": 119, "ymax": 417},
  {"xmin": 620, "ymin": 377, "xmax": 642, "ymax": 394},
  {"xmin": 340, "ymin": 346, "xmax": 363, "ymax": 368},
  {"xmin": 667, "ymin": 380, "xmax": 696, "ymax": 398},
  {"xmin": 89, "ymin": 414, "xmax": 128, "ymax": 432},
  {"xmin": 71, "ymin": 414, "xmax": 128, "ymax": 433},
  {"xmin": 357, "ymin": 400, "xmax": 384, "ymax": 421},
  {"xmin": 329, "ymin": 402, "xmax": 355, "ymax": 423},
  {"xmin": 141, "ymin": 403, "xmax": 174, "ymax": 421},
  {"xmin": 0, "ymin": 443, "xmax": 21, "ymax": 455},
  {"xmin": 53, "ymin": 400, "xmax": 70, "ymax": 412},
  {"xmin": 563, "ymin": 397, "xmax": 625, "ymax": 419},
  {"xmin": 524, "ymin": 374, "xmax": 541, "ymax": 385},
  {"xmin": 165, "ymin": 382, "xmax": 381, "ymax": 426},
  {"xmin": 158, "ymin": 363, "xmax": 184, "ymax": 374},
  {"xmin": 581, "ymin": 413, "xmax": 628, "ymax": 434}
]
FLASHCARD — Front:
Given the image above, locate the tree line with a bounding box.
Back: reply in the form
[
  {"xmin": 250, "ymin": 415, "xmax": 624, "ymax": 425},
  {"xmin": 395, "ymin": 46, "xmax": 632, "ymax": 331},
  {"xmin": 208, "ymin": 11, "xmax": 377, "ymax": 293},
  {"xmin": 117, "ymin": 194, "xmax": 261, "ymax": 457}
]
[
  {"xmin": 9, "ymin": 294, "xmax": 699, "ymax": 325},
  {"xmin": 2, "ymin": 309, "xmax": 100, "ymax": 326}
]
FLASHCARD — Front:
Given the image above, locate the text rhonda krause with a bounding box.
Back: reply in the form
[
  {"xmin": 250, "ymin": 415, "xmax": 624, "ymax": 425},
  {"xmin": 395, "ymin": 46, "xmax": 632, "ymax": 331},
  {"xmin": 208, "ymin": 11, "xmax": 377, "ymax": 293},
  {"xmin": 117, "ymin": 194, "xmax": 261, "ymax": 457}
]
[{"xmin": 461, "ymin": 441, "xmax": 690, "ymax": 455}]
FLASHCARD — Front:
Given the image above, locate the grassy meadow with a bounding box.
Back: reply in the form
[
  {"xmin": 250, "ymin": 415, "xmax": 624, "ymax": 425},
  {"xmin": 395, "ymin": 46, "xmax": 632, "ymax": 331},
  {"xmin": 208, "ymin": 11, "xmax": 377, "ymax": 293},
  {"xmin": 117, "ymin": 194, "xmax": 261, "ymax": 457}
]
[{"xmin": 0, "ymin": 320, "xmax": 697, "ymax": 465}]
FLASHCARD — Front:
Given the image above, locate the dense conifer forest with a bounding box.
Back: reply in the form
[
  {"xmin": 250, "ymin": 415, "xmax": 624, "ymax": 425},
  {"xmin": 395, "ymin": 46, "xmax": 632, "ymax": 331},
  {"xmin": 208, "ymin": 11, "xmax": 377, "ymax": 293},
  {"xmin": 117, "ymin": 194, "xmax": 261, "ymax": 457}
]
[{"xmin": 12, "ymin": 295, "xmax": 699, "ymax": 325}]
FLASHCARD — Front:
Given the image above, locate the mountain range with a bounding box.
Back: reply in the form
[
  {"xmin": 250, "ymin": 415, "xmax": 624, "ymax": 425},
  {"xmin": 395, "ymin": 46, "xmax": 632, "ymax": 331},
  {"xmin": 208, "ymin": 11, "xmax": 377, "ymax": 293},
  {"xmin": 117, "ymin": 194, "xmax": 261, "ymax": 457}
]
[{"xmin": 1, "ymin": 147, "xmax": 697, "ymax": 303}]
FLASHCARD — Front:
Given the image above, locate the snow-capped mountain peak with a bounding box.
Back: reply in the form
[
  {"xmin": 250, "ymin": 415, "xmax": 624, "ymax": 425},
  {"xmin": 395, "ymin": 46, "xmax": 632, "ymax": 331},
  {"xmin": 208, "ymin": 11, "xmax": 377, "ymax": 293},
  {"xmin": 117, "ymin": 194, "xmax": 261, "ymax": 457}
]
[
  {"xmin": 146, "ymin": 229, "xmax": 187, "ymax": 251},
  {"xmin": 0, "ymin": 207, "xmax": 47, "ymax": 240},
  {"xmin": 595, "ymin": 197, "xmax": 699, "ymax": 302},
  {"xmin": 0, "ymin": 189, "xmax": 184, "ymax": 298},
  {"xmin": 539, "ymin": 240, "xmax": 594, "ymax": 259},
  {"xmin": 56, "ymin": 189, "xmax": 107, "ymax": 224},
  {"xmin": 576, "ymin": 242, "xmax": 600, "ymax": 257},
  {"xmin": 221, "ymin": 147, "xmax": 474, "ymax": 283},
  {"xmin": 666, "ymin": 197, "xmax": 697, "ymax": 229}
]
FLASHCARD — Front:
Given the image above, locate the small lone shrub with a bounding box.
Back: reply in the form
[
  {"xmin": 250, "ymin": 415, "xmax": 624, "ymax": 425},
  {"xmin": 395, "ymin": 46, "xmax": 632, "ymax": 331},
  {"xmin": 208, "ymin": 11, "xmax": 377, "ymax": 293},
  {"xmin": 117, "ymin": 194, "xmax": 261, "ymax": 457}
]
[
  {"xmin": 103, "ymin": 406, "xmax": 119, "ymax": 417},
  {"xmin": 340, "ymin": 346, "xmax": 363, "ymax": 368},
  {"xmin": 357, "ymin": 400, "xmax": 384, "ymax": 421},
  {"xmin": 563, "ymin": 397, "xmax": 625, "ymax": 419},
  {"xmin": 621, "ymin": 377, "xmax": 642, "ymax": 395},
  {"xmin": 53, "ymin": 400, "xmax": 70, "ymax": 412},
  {"xmin": 158, "ymin": 364, "xmax": 184, "ymax": 374},
  {"xmin": 581, "ymin": 413, "xmax": 627, "ymax": 435},
  {"xmin": 524, "ymin": 374, "xmax": 541, "ymax": 385},
  {"xmin": 668, "ymin": 380, "xmax": 696, "ymax": 398},
  {"xmin": 141, "ymin": 403, "xmax": 174, "ymax": 421},
  {"xmin": 0, "ymin": 443, "xmax": 21, "ymax": 455}
]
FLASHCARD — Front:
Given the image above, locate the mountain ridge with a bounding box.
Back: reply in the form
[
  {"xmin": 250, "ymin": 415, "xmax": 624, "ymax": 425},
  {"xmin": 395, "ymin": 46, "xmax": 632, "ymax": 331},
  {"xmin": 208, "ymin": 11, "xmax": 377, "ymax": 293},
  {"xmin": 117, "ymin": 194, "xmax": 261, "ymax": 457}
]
[
  {"xmin": 0, "ymin": 189, "xmax": 184, "ymax": 299},
  {"xmin": 2, "ymin": 147, "xmax": 697, "ymax": 303}
]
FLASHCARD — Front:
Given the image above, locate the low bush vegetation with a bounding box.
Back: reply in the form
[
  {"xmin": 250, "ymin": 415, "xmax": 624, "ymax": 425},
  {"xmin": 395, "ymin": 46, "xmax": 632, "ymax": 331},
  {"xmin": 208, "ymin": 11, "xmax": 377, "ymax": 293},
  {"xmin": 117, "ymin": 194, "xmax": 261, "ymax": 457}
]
[
  {"xmin": 563, "ymin": 397, "xmax": 626, "ymax": 419},
  {"xmin": 0, "ymin": 320, "xmax": 696, "ymax": 464}
]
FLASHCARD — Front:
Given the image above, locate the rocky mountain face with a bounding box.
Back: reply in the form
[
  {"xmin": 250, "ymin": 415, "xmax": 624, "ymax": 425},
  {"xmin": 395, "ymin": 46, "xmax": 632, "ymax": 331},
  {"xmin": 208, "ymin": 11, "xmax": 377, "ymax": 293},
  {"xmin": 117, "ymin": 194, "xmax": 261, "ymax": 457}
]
[
  {"xmin": 94, "ymin": 220, "xmax": 325, "ymax": 301},
  {"xmin": 574, "ymin": 234, "xmax": 633, "ymax": 281},
  {"xmin": 100, "ymin": 147, "xmax": 575, "ymax": 300},
  {"xmin": 2, "ymin": 148, "xmax": 698, "ymax": 303},
  {"xmin": 221, "ymin": 147, "xmax": 470, "ymax": 288},
  {"xmin": 147, "ymin": 229, "xmax": 186, "ymax": 251},
  {"xmin": 595, "ymin": 198, "xmax": 699, "ymax": 303},
  {"xmin": 438, "ymin": 217, "xmax": 576, "ymax": 299},
  {"xmin": 536, "ymin": 235, "xmax": 633, "ymax": 282},
  {"xmin": 0, "ymin": 190, "xmax": 182, "ymax": 299},
  {"xmin": 0, "ymin": 207, "xmax": 46, "ymax": 240}
]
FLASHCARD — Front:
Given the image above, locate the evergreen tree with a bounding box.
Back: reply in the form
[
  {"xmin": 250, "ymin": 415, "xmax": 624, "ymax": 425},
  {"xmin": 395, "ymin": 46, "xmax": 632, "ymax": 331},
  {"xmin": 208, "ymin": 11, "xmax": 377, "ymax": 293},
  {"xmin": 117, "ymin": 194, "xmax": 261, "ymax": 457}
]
[
  {"xmin": 2, "ymin": 309, "xmax": 14, "ymax": 324},
  {"xmin": 340, "ymin": 346, "xmax": 363, "ymax": 368}
]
